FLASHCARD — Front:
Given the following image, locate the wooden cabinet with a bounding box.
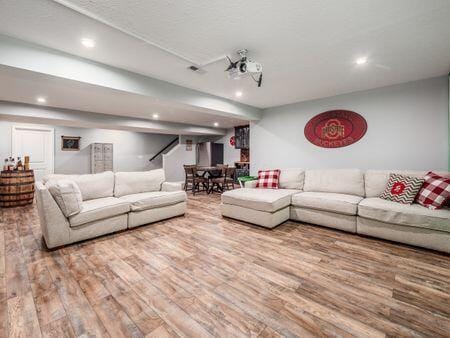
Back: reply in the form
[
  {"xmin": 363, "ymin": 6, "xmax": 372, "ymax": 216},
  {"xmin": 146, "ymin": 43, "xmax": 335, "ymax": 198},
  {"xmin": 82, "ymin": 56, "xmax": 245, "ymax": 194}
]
[
  {"xmin": 234, "ymin": 125, "xmax": 250, "ymax": 149},
  {"xmin": 90, "ymin": 143, "xmax": 113, "ymax": 173}
]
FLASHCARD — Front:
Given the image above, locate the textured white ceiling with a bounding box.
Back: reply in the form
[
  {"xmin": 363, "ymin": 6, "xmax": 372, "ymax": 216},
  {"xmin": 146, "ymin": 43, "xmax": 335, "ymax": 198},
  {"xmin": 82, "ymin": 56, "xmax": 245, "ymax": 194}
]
[{"xmin": 0, "ymin": 0, "xmax": 449, "ymax": 109}]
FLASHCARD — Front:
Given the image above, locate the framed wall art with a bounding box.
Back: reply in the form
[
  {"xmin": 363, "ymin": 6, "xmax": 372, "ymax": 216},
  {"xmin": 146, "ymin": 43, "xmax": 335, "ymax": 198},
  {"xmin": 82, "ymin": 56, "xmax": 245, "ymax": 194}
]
[{"xmin": 61, "ymin": 136, "xmax": 81, "ymax": 151}]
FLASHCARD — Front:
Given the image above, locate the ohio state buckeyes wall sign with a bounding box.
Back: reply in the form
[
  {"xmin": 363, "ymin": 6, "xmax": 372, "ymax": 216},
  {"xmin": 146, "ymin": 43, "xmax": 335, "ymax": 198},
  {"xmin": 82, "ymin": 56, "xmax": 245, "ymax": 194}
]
[
  {"xmin": 304, "ymin": 110, "xmax": 367, "ymax": 148},
  {"xmin": 229, "ymin": 136, "xmax": 235, "ymax": 147}
]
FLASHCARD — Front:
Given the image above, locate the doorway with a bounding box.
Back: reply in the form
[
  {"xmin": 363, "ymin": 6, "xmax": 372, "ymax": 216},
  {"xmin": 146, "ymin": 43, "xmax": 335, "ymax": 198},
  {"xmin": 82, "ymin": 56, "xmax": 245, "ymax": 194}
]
[{"xmin": 11, "ymin": 125, "xmax": 54, "ymax": 181}]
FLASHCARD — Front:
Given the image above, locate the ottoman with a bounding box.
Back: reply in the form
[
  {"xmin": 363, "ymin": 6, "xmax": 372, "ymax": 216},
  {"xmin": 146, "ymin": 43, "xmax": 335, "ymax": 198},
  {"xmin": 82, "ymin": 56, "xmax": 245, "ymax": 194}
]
[{"xmin": 220, "ymin": 188, "xmax": 299, "ymax": 228}]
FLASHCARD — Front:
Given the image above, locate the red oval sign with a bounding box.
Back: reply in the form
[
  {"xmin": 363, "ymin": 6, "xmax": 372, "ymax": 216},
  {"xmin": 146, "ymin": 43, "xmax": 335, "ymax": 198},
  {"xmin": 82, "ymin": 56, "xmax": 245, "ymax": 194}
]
[
  {"xmin": 229, "ymin": 136, "xmax": 235, "ymax": 146},
  {"xmin": 304, "ymin": 110, "xmax": 367, "ymax": 148}
]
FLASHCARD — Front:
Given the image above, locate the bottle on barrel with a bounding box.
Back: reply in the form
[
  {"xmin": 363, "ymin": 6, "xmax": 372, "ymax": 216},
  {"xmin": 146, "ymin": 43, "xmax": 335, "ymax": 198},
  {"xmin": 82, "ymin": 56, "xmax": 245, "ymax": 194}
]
[
  {"xmin": 17, "ymin": 157, "xmax": 23, "ymax": 171},
  {"xmin": 24, "ymin": 155, "xmax": 30, "ymax": 170},
  {"xmin": 9, "ymin": 157, "xmax": 15, "ymax": 171},
  {"xmin": 3, "ymin": 158, "xmax": 8, "ymax": 171}
]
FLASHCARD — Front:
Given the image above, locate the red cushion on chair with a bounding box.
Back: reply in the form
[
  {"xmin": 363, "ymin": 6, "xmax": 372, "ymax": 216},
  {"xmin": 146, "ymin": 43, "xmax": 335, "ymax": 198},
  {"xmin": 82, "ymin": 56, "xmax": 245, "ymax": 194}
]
[
  {"xmin": 256, "ymin": 169, "xmax": 281, "ymax": 189},
  {"xmin": 415, "ymin": 172, "xmax": 450, "ymax": 209}
]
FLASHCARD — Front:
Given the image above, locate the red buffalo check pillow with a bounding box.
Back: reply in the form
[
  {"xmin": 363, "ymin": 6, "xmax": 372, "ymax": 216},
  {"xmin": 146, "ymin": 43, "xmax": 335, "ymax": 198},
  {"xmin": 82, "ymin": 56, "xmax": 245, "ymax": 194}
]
[
  {"xmin": 256, "ymin": 169, "xmax": 281, "ymax": 189},
  {"xmin": 379, "ymin": 173, "xmax": 424, "ymax": 204},
  {"xmin": 415, "ymin": 172, "xmax": 450, "ymax": 209}
]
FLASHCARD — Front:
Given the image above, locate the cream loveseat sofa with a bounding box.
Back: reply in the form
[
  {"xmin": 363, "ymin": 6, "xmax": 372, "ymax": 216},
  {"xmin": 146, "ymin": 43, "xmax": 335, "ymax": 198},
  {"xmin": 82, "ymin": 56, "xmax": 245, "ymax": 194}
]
[
  {"xmin": 221, "ymin": 169, "xmax": 450, "ymax": 253},
  {"xmin": 36, "ymin": 169, "xmax": 186, "ymax": 249}
]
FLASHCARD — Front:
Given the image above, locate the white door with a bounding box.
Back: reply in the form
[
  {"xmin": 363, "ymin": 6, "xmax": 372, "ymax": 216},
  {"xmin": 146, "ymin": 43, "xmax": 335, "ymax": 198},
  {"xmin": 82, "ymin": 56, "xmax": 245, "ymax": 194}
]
[{"xmin": 12, "ymin": 126, "xmax": 54, "ymax": 181}]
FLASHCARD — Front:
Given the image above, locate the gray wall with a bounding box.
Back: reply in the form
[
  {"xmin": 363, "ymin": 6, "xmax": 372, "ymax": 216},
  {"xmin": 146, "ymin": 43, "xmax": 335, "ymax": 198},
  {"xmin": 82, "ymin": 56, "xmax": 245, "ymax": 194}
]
[
  {"xmin": 179, "ymin": 131, "xmax": 241, "ymax": 166},
  {"xmin": 0, "ymin": 121, "xmax": 176, "ymax": 174},
  {"xmin": 251, "ymin": 76, "xmax": 449, "ymax": 173},
  {"xmin": 216, "ymin": 128, "xmax": 241, "ymax": 166}
]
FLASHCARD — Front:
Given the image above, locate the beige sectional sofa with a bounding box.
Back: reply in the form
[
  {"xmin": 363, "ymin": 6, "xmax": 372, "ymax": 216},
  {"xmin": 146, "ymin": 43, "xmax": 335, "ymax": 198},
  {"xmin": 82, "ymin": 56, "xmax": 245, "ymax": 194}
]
[
  {"xmin": 221, "ymin": 169, "xmax": 450, "ymax": 253},
  {"xmin": 36, "ymin": 169, "xmax": 186, "ymax": 248}
]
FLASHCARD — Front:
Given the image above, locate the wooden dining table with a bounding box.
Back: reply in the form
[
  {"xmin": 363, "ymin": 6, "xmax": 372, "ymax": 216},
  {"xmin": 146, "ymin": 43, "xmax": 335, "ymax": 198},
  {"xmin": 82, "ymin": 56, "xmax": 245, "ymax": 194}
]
[
  {"xmin": 196, "ymin": 166, "xmax": 222, "ymax": 178},
  {"xmin": 196, "ymin": 166, "xmax": 225, "ymax": 193}
]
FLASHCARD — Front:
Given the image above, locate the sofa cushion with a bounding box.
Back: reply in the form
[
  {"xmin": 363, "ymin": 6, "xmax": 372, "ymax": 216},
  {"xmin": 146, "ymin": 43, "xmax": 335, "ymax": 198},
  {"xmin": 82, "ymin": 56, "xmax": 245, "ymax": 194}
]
[
  {"xmin": 69, "ymin": 197, "xmax": 130, "ymax": 227},
  {"xmin": 415, "ymin": 172, "xmax": 450, "ymax": 210},
  {"xmin": 379, "ymin": 174, "xmax": 424, "ymax": 204},
  {"xmin": 291, "ymin": 192, "xmax": 363, "ymax": 216},
  {"xmin": 279, "ymin": 168, "xmax": 305, "ymax": 190},
  {"xmin": 363, "ymin": 170, "xmax": 450, "ymax": 197},
  {"xmin": 47, "ymin": 179, "xmax": 83, "ymax": 217},
  {"xmin": 221, "ymin": 188, "xmax": 298, "ymax": 212},
  {"xmin": 256, "ymin": 169, "xmax": 281, "ymax": 189},
  {"xmin": 358, "ymin": 197, "xmax": 450, "ymax": 233},
  {"xmin": 161, "ymin": 181, "xmax": 185, "ymax": 192},
  {"xmin": 114, "ymin": 169, "xmax": 166, "ymax": 197},
  {"xmin": 119, "ymin": 191, "xmax": 187, "ymax": 211},
  {"xmin": 303, "ymin": 169, "xmax": 365, "ymax": 196},
  {"xmin": 44, "ymin": 171, "xmax": 114, "ymax": 201}
]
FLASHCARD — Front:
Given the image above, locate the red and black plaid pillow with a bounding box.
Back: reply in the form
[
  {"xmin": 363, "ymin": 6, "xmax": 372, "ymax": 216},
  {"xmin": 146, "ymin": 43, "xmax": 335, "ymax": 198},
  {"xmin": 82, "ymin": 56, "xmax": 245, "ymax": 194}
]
[
  {"xmin": 415, "ymin": 172, "xmax": 450, "ymax": 209},
  {"xmin": 256, "ymin": 169, "xmax": 281, "ymax": 189}
]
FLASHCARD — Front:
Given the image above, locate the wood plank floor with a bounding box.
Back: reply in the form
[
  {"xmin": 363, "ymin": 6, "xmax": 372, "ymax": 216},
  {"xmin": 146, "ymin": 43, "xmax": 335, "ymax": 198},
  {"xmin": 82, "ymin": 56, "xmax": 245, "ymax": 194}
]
[{"xmin": 1, "ymin": 193, "xmax": 450, "ymax": 337}]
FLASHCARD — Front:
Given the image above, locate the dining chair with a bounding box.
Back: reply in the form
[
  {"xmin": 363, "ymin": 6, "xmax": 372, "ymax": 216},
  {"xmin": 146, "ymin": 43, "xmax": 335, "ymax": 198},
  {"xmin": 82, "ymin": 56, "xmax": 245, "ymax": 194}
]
[
  {"xmin": 183, "ymin": 165, "xmax": 209, "ymax": 195},
  {"xmin": 209, "ymin": 167, "xmax": 235, "ymax": 193},
  {"xmin": 216, "ymin": 164, "xmax": 228, "ymax": 176}
]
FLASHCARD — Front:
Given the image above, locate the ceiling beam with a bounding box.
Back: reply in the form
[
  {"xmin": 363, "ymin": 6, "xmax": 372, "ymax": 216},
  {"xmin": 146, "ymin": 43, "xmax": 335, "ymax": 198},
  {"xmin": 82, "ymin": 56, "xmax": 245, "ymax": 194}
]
[
  {"xmin": 0, "ymin": 34, "xmax": 261, "ymax": 121},
  {"xmin": 0, "ymin": 101, "xmax": 227, "ymax": 136}
]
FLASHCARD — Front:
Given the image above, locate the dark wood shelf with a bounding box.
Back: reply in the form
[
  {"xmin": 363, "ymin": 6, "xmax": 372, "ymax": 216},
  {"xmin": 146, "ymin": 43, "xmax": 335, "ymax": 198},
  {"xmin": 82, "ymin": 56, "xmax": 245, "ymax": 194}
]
[{"xmin": 234, "ymin": 125, "xmax": 250, "ymax": 149}]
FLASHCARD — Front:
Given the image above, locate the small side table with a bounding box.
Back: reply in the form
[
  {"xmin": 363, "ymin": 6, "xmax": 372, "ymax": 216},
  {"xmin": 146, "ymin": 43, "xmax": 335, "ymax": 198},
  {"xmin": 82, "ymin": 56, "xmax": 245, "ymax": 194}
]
[{"xmin": 0, "ymin": 170, "xmax": 35, "ymax": 208}]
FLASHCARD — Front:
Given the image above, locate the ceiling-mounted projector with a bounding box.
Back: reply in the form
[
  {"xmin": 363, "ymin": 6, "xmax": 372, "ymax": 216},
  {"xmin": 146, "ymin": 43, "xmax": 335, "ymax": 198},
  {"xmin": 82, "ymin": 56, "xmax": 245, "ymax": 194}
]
[{"xmin": 225, "ymin": 49, "xmax": 263, "ymax": 87}]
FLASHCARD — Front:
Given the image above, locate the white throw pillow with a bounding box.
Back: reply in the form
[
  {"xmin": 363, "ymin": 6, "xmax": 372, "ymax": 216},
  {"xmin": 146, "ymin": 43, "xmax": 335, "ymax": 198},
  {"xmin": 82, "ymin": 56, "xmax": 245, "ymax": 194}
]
[
  {"xmin": 304, "ymin": 169, "xmax": 365, "ymax": 197},
  {"xmin": 43, "ymin": 171, "xmax": 114, "ymax": 200},
  {"xmin": 279, "ymin": 168, "xmax": 305, "ymax": 190},
  {"xmin": 114, "ymin": 169, "xmax": 166, "ymax": 197},
  {"xmin": 47, "ymin": 179, "xmax": 83, "ymax": 217}
]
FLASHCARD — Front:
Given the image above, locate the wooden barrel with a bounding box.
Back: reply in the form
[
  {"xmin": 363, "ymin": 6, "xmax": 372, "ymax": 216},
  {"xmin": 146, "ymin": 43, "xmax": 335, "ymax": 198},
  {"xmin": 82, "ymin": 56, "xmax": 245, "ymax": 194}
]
[{"xmin": 0, "ymin": 170, "xmax": 35, "ymax": 208}]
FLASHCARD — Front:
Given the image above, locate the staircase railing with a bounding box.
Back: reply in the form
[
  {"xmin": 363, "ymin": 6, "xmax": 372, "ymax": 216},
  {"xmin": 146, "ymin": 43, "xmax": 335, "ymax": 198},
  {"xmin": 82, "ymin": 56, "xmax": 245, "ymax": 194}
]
[{"xmin": 149, "ymin": 137, "xmax": 179, "ymax": 162}]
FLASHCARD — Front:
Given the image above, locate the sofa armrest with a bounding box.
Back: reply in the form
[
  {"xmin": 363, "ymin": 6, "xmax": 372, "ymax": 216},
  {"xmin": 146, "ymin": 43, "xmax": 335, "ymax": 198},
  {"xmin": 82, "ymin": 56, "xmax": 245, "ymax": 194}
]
[
  {"xmin": 35, "ymin": 182, "xmax": 70, "ymax": 249},
  {"xmin": 244, "ymin": 180, "xmax": 258, "ymax": 188},
  {"xmin": 161, "ymin": 181, "xmax": 185, "ymax": 192}
]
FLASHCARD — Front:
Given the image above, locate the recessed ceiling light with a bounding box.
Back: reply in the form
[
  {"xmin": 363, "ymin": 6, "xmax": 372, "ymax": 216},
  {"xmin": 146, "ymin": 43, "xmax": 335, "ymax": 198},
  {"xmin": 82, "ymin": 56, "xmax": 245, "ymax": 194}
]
[
  {"xmin": 81, "ymin": 38, "xmax": 95, "ymax": 48},
  {"xmin": 213, "ymin": 122, "xmax": 219, "ymax": 127},
  {"xmin": 152, "ymin": 113, "xmax": 159, "ymax": 119},
  {"xmin": 355, "ymin": 57, "xmax": 368, "ymax": 65},
  {"xmin": 235, "ymin": 91, "xmax": 243, "ymax": 97},
  {"xmin": 36, "ymin": 97, "xmax": 46, "ymax": 103}
]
